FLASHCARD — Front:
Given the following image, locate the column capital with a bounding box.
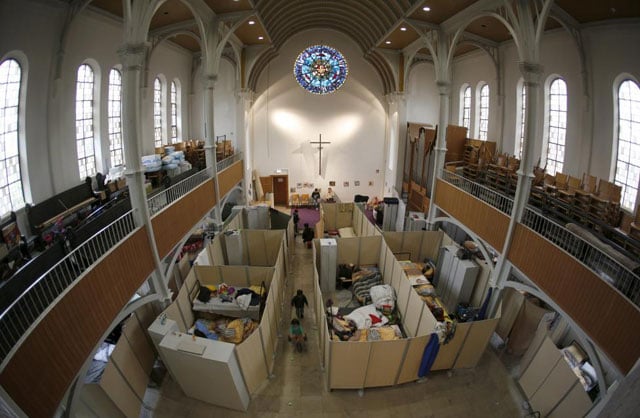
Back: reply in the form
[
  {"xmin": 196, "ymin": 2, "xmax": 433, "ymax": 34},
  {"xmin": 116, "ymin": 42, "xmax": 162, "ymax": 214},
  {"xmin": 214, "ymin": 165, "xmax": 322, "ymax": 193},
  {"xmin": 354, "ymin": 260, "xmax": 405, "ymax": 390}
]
[
  {"xmin": 385, "ymin": 91, "xmax": 405, "ymax": 106},
  {"xmin": 117, "ymin": 43, "xmax": 149, "ymax": 70},
  {"xmin": 436, "ymin": 80, "xmax": 451, "ymax": 95},
  {"xmin": 203, "ymin": 74, "xmax": 218, "ymax": 88},
  {"xmin": 237, "ymin": 88, "xmax": 255, "ymax": 103},
  {"xmin": 519, "ymin": 61, "xmax": 543, "ymax": 86}
]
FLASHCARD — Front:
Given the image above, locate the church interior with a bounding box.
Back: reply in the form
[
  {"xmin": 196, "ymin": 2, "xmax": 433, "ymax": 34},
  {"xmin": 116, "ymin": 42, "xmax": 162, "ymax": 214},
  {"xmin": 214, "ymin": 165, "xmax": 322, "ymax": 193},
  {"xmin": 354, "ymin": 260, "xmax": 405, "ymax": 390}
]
[{"xmin": 1, "ymin": 0, "xmax": 640, "ymax": 417}]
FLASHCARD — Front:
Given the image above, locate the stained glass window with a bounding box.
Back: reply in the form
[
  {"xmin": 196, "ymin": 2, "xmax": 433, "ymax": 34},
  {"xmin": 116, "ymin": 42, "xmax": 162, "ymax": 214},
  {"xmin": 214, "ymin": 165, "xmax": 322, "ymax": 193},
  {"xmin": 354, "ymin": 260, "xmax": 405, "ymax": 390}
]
[
  {"xmin": 294, "ymin": 45, "xmax": 348, "ymax": 95},
  {"xmin": 0, "ymin": 59, "xmax": 25, "ymax": 216}
]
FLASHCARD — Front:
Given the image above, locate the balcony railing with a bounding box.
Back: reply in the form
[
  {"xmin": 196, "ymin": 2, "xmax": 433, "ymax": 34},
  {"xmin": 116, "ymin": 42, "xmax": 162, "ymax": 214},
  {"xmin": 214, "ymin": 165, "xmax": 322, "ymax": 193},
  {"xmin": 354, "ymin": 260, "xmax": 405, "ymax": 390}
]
[
  {"xmin": 0, "ymin": 211, "xmax": 137, "ymax": 368},
  {"xmin": 147, "ymin": 168, "xmax": 212, "ymax": 216},
  {"xmin": 217, "ymin": 151, "xmax": 243, "ymax": 172},
  {"xmin": 522, "ymin": 207, "xmax": 640, "ymax": 306},
  {"xmin": 441, "ymin": 169, "xmax": 514, "ymax": 215}
]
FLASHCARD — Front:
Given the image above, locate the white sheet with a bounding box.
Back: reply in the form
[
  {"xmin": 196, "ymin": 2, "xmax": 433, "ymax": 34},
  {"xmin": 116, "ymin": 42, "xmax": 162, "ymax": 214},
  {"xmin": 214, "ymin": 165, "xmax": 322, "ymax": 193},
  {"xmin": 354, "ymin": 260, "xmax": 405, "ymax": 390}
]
[
  {"xmin": 344, "ymin": 304, "xmax": 389, "ymax": 330},
  {"xmin": 192, "ymin": 296, "xmax": 260, "ymax": 320}
]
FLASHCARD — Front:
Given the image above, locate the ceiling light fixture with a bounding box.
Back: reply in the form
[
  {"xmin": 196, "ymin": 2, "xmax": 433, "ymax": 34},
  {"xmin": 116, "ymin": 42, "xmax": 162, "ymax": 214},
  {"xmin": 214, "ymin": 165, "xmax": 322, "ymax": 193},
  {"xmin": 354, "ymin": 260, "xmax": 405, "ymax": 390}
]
[
  {"xmin": 400, "ymin": 27, "xmax": 407, "ymax": 31},
  {"xmin": 423, "ymin": 6, "xmax": 431, "ymax": 12},
  {"xmin": 248, "ymin": 20, "xmax": 255, "ymax": 25},
  {"xmin": 385, "ymin": 41, "xmax": 391, "ymax": 44},
  {"xmin": 258, "ymin": 36, "xmax": 264, "ymax": 40}
]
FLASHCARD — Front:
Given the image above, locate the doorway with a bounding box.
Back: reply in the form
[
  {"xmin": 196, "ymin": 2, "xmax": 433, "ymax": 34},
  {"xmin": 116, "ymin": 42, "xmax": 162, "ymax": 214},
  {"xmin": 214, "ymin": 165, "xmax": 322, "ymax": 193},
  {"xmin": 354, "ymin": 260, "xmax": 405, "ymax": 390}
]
[{"xmin": 272, "ymin": 175, "xmax": 289, "ymax": 206}]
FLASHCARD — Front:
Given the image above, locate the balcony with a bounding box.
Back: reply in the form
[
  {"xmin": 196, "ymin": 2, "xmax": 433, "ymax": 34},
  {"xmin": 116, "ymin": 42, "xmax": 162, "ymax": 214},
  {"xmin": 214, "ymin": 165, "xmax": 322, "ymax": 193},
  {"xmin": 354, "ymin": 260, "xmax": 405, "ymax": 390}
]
[
  {"xmin": 436, "ymin": 170, "xmax": 640, "ymax": 375},
  {"xmin": 0, "ymin": 155, "xmax": 244, "ymax": 418}
]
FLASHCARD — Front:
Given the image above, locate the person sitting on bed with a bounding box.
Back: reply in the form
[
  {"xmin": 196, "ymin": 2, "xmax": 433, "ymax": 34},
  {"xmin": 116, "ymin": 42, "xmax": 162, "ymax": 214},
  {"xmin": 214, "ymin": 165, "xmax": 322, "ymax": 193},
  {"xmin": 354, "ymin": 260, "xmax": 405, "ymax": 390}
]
[{"xmin": 288, "ymin": 318, "xmax": 306, "ymax": 344}]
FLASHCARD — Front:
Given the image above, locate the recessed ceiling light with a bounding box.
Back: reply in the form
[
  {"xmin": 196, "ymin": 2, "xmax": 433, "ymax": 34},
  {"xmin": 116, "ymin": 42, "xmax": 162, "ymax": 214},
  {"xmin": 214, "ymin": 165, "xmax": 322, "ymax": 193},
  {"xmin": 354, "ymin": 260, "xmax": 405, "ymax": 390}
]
[
  {"xmin": 423, "ymin": 6, "xmax": 431, "ymax": 12},
  {"xmin": 400, "ymin": 27, "xmax": 407, "ymax": 31},
  {"xmin": 258, "ymin": 36, "xmax": 264, "ymax": 40},
  {"xmin": 385, "ymin": 41, "xmax": 391, "ymax": 44},
  {"xmin": 248, "ymin": 20, "xmax": 255, "ymax": 25}
]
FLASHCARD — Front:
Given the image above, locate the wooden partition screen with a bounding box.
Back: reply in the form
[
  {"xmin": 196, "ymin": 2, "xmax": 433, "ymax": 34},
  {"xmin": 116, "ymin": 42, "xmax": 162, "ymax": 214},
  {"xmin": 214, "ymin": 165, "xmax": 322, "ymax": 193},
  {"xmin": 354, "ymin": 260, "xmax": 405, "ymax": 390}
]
[
  {"xmin": 509, "ymin": 224, "xmax": 640, "ymax": 373},
  {"xmin": 434, "ymin": 179, "xmax": 508, "ymax": 252},
  {"xmin": 0, "ymin": 228, "xmax": 155, "ymax": 418},
  {"xmin": 218, "ymin": 160, "xmax": 244, "ymax": 198},
  {"xmin": 152, "ymin": 179, "xmax": 216, "ymax": 257}
]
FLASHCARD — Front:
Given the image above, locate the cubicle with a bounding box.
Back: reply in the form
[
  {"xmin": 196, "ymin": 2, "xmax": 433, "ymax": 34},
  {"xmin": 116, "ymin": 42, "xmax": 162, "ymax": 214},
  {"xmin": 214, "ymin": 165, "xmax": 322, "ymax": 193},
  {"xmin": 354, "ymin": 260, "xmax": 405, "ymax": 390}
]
[
  {"xmin": 148, "ymin": 229, "xmax": 287, "ymax": 411},
  {"xmin": 313, "ymin": 233, "xmax": 498, "ymax": 390},
  {"xmin": 315, "ymin": 202, "xmax": 381, "ymax": 239}
]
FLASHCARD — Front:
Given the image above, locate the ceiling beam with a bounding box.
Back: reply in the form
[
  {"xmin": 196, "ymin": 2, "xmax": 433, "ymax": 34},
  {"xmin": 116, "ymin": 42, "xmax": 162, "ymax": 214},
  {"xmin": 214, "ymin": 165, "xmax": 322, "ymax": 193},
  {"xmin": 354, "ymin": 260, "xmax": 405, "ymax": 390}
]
[{"xmin": 440, "ymin": 0, "xmax": 505, "ymax": 35}]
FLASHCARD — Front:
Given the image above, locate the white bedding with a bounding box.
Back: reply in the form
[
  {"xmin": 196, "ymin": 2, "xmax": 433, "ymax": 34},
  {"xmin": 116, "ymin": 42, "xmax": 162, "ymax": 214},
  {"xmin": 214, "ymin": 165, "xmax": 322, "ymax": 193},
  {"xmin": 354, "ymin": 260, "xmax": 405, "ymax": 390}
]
[{"xmin": 192, "ymin": 296, "xmax": 260, "ymax": 320}]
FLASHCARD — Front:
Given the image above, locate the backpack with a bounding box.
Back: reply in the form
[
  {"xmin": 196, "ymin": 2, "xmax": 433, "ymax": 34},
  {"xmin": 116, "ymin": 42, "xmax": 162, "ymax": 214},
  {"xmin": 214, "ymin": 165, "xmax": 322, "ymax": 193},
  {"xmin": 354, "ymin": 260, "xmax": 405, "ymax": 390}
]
[{"xmin": 197, "ymin": 286, "xmax": 212, "ymax": 303}]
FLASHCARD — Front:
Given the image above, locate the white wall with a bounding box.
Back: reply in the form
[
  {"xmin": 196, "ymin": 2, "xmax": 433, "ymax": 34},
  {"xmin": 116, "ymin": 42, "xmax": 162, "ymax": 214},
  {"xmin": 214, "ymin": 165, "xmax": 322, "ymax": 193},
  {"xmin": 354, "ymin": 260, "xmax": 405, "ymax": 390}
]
[
  {"xmin": 0, "ymin": 0, "xmax": 66, "ymax": 202},
  {"xmin": 0, "ymin": 0, "xmax": 194, "ymax": 200},
  {"xmin": 584, "ymin": 22, "xmax": 640, "ymax": 181},
  {"xmin": 191, "ymin": 57, "xmax": 238, "ymax": 146},
  {"xmin": 451, "ymin": 50, "xmax": 498, "ymax": 142},
  {"xmin": 406, "ymin": 62, "xmax": 439, "ymax": 126},
  {"xmin": 251, "ymin": 29, "xmax": 387, "ymax": 201}
]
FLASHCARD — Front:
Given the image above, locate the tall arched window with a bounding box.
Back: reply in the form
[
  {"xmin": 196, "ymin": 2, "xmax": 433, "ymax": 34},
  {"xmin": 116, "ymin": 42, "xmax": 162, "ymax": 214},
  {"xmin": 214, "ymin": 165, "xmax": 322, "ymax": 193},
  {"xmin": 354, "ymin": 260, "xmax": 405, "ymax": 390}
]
[
  {"xmin": 614, "ymin": 79, "xmax": 640, "ymax": 211},
  {"xmin": 170, "ymin": 81, "xmax": 178, "ymax": 143},
  {"xmin": 545, "ymin": 78, "xmax": 567, "ymax": 176},
  {"xmin": 517, "ymin": 82, "xmax": 526, "ymax": 158},
  {"xmin": 478, "ymin": 84, "xmax": 490, "ymax": 140},
  {"xmin": 76, "ymin": 63, "xmax": 96, "ymax": 180},
  {"xmin": 108, "ymin": 68, "xmax": 124, "ymax": 167},
  {"xmin": 153, "ymin": 77, "xmax": 163, "ymax": 147},
  {"xmin": 0, "ymin": 58, "xmax": 25, "ymax": 215},
  {"xmin": 461, "ymin": 85, "xmax": 471, "ymax": 130}
]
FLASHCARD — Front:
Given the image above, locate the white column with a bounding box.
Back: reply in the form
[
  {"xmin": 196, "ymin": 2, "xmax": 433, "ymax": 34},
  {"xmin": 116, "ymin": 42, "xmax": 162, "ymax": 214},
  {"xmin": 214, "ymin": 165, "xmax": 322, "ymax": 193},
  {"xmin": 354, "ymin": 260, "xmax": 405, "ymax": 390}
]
[
  {"xmin": 487, "ymin": 62, "xmax": 543, "ymax": 315},
  {"xmin": 203, "ymin": 74, "xmax": 222, "ymax": 222},
  {"xmin": 384, "ymin": 92, "xmax": 405, "ymax": 196},
  {"xmin": 237, "ymin": 88, "xmax": 254, "ymax": 203},
  {"xmin": 427, "ymin": 80, "xmax": 451, "ymax": 224},
  {"xmin": 118, "ymin": 43, "xmax": 170, "ymax": 301}
]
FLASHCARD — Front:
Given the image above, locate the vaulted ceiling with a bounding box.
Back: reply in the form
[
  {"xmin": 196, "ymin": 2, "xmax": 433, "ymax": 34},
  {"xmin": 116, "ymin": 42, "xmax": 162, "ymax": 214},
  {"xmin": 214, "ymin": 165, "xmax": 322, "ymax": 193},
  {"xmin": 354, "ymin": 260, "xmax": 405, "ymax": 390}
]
[
  {"xmin": 88, "ymin": 0, "xmax": 640, "ymax": 53},
  {"xmin": 86, "ymin": 0, "xmax": 640, "ymax": 92}
]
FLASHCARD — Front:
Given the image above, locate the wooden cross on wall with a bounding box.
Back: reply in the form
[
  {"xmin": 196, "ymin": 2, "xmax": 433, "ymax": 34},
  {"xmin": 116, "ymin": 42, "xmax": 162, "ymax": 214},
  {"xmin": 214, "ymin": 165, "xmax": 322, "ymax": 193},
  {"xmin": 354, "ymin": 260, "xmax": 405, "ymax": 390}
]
[{"xmin": 309, "ymin": 134, "xmax": 331, "ymax": 175}]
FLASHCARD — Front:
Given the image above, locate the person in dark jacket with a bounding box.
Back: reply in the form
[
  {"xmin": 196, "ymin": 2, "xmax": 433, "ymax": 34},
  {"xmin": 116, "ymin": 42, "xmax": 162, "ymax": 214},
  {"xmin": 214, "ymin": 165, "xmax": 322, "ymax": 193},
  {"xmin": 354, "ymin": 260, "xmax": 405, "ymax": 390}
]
[
  {"xmin": 302, "ymin": 223, "xmax": 314, "ymax": 248},
  {"xmin": 293, "ymin": 209, "xmax": 300, "ymax": 236},
  {"xmin": 291, "ymin": 289, "xmax": 309, "ymax": 319}
]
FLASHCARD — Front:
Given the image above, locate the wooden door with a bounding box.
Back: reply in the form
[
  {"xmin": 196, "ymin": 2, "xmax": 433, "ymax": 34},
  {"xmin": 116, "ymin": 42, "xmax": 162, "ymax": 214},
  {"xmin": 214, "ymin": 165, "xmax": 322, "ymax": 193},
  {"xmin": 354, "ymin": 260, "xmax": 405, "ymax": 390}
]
[{"xmin": 272, "ymin": 175, "xmax": 288, "ymax": 206}]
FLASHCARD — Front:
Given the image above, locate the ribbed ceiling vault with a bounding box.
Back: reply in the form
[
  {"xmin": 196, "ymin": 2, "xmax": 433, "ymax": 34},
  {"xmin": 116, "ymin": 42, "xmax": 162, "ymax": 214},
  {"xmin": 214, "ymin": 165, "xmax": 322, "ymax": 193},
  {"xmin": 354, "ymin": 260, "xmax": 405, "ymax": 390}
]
[{"xmin": 255, "ymin": 0, "xmax": 417, "ymax": 52}]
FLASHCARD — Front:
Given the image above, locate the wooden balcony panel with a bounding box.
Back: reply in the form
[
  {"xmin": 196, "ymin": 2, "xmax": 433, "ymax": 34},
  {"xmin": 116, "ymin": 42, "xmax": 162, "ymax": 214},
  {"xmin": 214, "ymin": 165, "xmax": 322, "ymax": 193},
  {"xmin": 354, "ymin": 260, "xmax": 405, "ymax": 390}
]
[
  {"xmin": 152, "ymin": 179, "xmax": 216, "ymax": 258},
  {"xmin": 218, "ymin": 160, "xmax": 244, "ymax": 198},
  {"xmin": 0, "ymin": 228, "xmax": 155, "ymax": 418},
  {"xmin": 434, "ymin": 179, "xmax": 508, "ymax": 252},
  {"xmin": 509, "ymin": 224, "xmax": 640, "ymax": 374}
]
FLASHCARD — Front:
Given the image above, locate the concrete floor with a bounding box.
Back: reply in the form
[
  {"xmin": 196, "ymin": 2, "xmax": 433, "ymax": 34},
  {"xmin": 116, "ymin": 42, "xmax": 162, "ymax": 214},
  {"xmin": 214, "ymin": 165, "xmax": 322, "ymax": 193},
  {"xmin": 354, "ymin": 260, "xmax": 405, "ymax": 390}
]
[{"xmin": 143, "ymin": 236, "xmax": 530, "ymax": 418}]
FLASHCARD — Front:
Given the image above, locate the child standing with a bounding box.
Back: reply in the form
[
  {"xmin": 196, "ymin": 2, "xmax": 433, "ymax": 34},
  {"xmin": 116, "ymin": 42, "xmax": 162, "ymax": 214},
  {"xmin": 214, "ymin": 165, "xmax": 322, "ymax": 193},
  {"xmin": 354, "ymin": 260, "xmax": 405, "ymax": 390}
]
[
  {"xmin": 288, "ymin": 318, "xmax": 307, "ymax": 351},
  {"xmin": 291, "ymin": 289, "xmax": 309, "ymax": 319}
]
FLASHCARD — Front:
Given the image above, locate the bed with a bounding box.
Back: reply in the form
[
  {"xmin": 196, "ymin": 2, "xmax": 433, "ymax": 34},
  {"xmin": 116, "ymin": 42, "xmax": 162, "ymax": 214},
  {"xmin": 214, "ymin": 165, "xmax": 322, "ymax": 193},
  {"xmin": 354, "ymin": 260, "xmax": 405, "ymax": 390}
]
[
  {"xmin": 399, "ymin": 260, "xmax": 456, "ymax": 344},
  {"xmin": 337, "ymin": 227, "xmax": 356, "ymax": 238},
  {"xmin": 327, "ymin": 284, "xmax": 403, "ymax": 341},
  {"xmin": 192, "ymin": 284, "xmax": 264, "ymax": 321},
  {"xmin": 187, "ymin": 317, "xmax": 259, "ymax": 345}
]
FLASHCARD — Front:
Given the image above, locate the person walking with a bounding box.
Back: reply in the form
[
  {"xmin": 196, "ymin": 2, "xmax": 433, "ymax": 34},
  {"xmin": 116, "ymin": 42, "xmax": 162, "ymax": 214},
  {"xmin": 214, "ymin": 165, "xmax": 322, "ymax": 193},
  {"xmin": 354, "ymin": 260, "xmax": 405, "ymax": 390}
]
[{"xmin": 291, "ymin": 289, "xmax": 309, "ymax": 319}]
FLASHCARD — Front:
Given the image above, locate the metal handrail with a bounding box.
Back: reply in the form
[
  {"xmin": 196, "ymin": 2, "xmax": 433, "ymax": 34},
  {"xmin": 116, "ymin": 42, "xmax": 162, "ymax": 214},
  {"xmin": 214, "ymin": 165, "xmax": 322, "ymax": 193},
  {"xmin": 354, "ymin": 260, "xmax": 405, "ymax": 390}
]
[
  {"xmin": 216, "ymin": 151, "xmax": 243, "ymax": 172},
  {"xmin": 440, "ymin": 169, "xmax": 514, "ymax": 215},
  {"xmin": 0, "ymin": 210, "xmax": 137, "ymax": 368},
  {"xmin": 521, "ymin": 207, "xmax": 640, "ymax": 306},
  {"xmin": 147, "ymin": 168, "xmax": 212, "ymax": 216}
]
